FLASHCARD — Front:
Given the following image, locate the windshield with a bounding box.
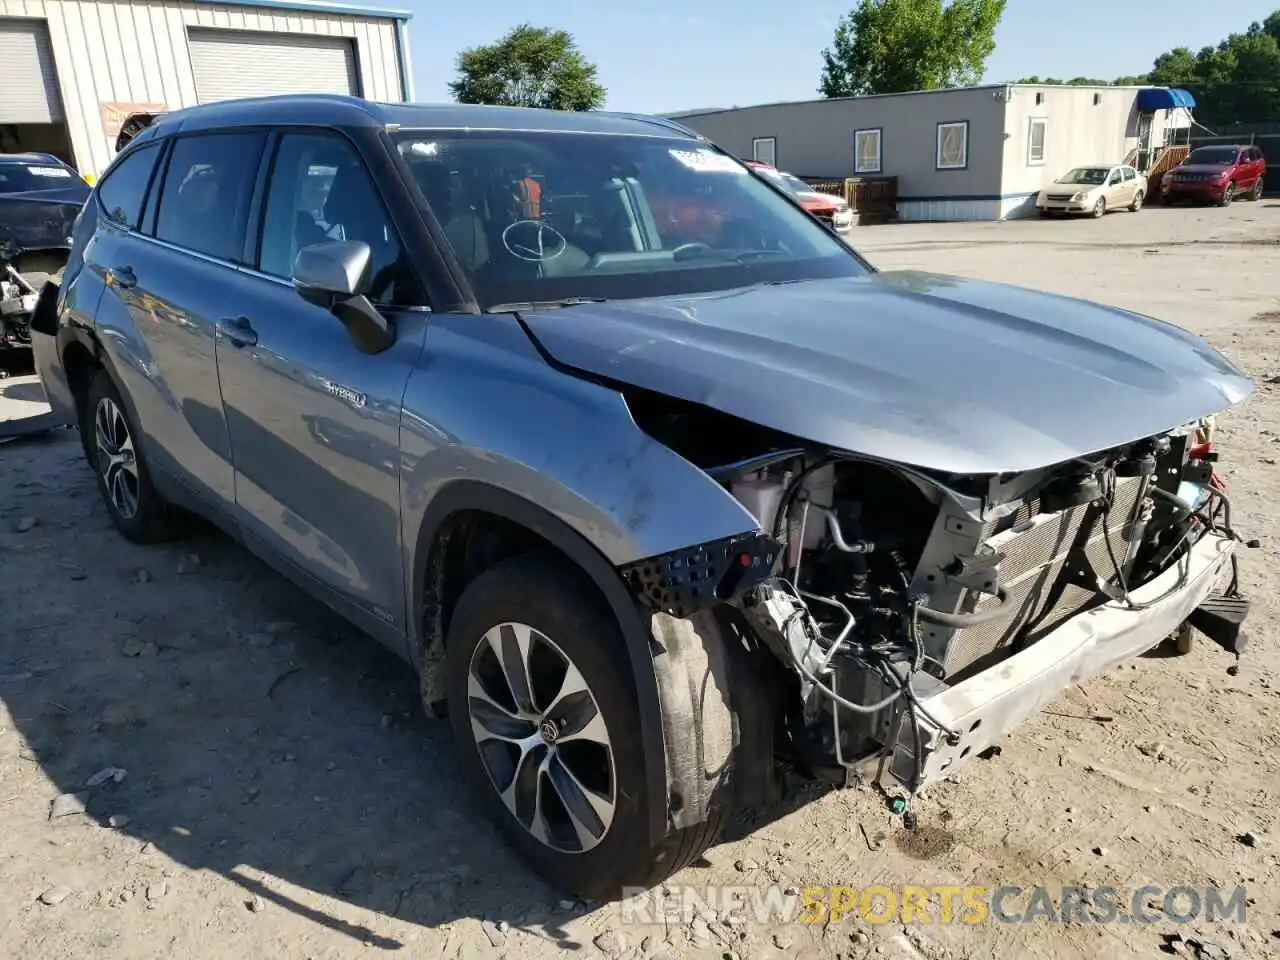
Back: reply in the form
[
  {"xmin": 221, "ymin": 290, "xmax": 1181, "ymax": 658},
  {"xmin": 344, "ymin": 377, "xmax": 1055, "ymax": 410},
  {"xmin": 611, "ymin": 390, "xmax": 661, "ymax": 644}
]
[
  {"xmin": 392, "ymin": 131, "xmax": 867, "ymax": 308},
  {"xmin": 1057, "ymin": 168, "xmax": 1109, "ymax": 185},
  {"xmin": 1185, "ymin": 147, "xmax": 1239, "ymax": 165}
]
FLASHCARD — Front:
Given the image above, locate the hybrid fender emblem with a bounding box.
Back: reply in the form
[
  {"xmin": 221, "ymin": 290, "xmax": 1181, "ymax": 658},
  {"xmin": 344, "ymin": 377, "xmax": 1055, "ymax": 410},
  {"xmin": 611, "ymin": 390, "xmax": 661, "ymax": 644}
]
[{"xmin": 323, "ymin": 380, "xmax": 366, "ymax": 409}]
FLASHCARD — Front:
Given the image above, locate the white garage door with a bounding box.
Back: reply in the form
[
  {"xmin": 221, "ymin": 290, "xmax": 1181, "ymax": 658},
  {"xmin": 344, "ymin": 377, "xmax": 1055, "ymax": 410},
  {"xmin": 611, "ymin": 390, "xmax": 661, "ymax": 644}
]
[
  {"xmin": 187, "ymin": 28, "xmax": 358, "ymax": 104},
  {"xmin": 0, "ymin": 19, "xmax": 63, "ymax": 123}
]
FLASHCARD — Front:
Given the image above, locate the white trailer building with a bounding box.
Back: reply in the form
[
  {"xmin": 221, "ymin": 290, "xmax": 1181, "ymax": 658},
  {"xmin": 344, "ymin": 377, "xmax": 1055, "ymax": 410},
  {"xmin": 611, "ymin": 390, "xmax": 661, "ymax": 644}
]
[{"xmin": 0, "ymin": 0, "xmax": 412, "ymax": 177}]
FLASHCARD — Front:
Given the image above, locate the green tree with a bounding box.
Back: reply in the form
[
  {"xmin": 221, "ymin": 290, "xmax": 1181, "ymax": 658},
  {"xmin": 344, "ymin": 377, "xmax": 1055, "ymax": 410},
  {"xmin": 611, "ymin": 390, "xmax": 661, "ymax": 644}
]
[
  {"xmin": 819, "ymin": 0, "xmax": 1008, "ymax": 97},
  {"xmin": 449, "ymin": 24, "xmax": 606, "ymax": 111},
  {"xmin": 1130, "ymin": 11, "xmax": 1280, "ymax": 123}
]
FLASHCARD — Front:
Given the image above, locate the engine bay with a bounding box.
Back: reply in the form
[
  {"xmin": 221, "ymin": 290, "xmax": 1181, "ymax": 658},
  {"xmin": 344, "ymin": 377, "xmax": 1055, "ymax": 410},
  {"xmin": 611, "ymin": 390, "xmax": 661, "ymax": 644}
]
[{"xmin": 626, "ymin": 414, "xmax": 1249, "ymax": 813}]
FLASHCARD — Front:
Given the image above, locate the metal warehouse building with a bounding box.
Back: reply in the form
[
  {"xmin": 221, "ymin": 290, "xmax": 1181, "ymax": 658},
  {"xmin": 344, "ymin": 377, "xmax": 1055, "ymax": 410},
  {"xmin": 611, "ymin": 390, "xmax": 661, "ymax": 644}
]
[
  {"xmin": 0, "ymin": 0, "xmax": 412, "ymax": 178},
  {"xmin": 670, "ymin": 84, "xmax": 1193, "ymax": 222}
]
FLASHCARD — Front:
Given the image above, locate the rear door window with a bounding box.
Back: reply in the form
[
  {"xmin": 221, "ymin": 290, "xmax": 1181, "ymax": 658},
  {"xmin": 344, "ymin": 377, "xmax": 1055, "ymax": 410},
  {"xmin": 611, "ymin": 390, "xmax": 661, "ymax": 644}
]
[
  {"xmin": 153, "ymin": 132, "xmax": 265, "ymax": 262},
  {"xmin": 96, "ymin": 143, "xmax": 161, "ymax": 229}
]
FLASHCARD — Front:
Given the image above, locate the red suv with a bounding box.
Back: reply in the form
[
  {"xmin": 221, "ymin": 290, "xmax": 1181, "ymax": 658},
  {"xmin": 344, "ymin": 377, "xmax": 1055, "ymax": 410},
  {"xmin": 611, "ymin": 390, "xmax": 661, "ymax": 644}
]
[{"xmin": 1163, "ymin": 144, "xmax": 1266, "ymax": 206}]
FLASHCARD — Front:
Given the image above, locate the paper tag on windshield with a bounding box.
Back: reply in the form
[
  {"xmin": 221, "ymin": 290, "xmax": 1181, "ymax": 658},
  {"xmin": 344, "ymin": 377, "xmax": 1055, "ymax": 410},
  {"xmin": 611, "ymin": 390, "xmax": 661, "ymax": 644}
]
[
  {"xmin": 28, "ymin": 166, "xmax": 72, "ymax": 178},
  {"xmin": 668, "ymin": 149, "xmax": 746, "ymax": 174}
]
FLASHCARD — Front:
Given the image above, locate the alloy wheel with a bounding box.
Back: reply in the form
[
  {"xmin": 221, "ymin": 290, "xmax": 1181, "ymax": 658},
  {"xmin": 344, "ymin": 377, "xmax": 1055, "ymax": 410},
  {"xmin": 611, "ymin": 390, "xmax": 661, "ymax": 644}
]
[
  {"xmin": 1132, "ymin": 191, "xmax": 1144, "ymax": 211},
  {"xmin": 94, "ymin": 397, "xmax": 140, "ymax": 520},
  {"xmin": 466, "ymin": 622, "xmax": 616, "ymax": 854}
]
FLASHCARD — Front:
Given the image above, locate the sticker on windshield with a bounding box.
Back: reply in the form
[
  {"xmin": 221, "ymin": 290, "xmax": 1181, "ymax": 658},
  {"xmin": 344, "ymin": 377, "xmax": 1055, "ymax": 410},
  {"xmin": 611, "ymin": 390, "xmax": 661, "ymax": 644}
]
[
  {"xmin": 668, "ymin": 149, "xmax": 747, "ymax": 174},
  {"xmin": 28, "ymin": 166, "xmax": 72, "ymax": 178}
]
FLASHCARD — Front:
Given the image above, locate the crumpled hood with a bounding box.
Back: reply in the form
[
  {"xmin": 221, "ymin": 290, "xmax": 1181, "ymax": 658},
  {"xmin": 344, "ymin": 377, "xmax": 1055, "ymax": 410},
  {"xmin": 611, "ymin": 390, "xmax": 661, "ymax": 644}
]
[
  {"xmin": 0, "ymin": 192, "xmax": 84, "ymax": 260},
  {"xmin": 518, "ymin": 271, "xmax": 1254, "ymax": 475}
]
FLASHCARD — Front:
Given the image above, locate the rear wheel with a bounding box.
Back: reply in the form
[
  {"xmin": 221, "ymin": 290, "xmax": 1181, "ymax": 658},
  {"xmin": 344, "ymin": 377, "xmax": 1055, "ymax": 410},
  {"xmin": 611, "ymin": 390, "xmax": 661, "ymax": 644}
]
[
  {"xmin": 82, "ymin": 370, "xmax": 181, "ymax": 543},
  {"xmin": 1129, "ymin": 190, "xmax": 1145, "ymax": 212},
  {"xmin": 443, "ymin": 550, "xmax": 733, "ymax": 899},
  {"xmin": 1249, "ymin": 177, "xmax": 1264, "ymax": 201}
]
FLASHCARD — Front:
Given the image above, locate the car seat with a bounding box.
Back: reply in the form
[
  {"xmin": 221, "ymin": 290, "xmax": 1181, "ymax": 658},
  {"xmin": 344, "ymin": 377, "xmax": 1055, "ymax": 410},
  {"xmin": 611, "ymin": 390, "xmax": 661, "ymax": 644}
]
[
  {"xmin": 413, "ymin": 162, "xmax": 489, "ymax": 275},
  {"xmin": 322, "ymin": 163, "xmax": 401, "ymax": 301}
]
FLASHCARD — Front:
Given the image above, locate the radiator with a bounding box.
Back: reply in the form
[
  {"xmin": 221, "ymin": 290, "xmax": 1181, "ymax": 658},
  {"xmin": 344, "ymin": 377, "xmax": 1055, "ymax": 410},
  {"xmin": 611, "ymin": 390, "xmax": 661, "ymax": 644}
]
[{"xmin": 941, "ymin": 476, "xmax": 1146, "ymax": 678}]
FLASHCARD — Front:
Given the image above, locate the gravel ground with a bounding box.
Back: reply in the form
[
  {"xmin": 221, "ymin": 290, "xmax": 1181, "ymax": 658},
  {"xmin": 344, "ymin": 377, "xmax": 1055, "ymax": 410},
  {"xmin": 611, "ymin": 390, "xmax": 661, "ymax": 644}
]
[{"xmin": 1, "ymin": 201, "xmax": 1278, "ymax": 960}]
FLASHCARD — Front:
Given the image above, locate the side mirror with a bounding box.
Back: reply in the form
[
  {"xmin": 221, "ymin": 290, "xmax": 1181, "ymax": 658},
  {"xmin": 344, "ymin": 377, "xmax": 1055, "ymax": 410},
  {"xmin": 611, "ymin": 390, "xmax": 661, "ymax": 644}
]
[{"xmin": 292, "ymin": 240, "xmax": 395, "ymax": 355}]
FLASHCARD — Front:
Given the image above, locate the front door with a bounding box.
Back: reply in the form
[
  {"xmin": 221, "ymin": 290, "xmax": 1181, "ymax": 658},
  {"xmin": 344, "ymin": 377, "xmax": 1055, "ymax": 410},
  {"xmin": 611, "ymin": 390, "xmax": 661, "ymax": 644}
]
[{"xmin": 214, "ymin": 129, "xmax": 427, "ymax": 646}]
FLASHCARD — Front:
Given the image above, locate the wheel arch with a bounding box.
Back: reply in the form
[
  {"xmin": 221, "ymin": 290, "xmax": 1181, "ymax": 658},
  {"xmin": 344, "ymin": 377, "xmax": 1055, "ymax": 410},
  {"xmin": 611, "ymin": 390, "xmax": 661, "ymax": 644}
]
[{"xmin": 409, "ymin": 479, "xmax": 671, "ymax": 847}]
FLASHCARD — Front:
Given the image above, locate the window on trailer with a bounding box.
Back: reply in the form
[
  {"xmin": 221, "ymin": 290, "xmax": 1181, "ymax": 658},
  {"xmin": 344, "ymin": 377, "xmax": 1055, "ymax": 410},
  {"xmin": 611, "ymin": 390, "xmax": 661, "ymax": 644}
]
[
  {"xmin": 937, "ymin": 121, "xmax": 968, "ymax": 170},
  {"xmin": 854, "ymin": 128, "xmax": 881, "ymax": 174},
  {"xmin": 752, "ymin": 137, "xmax": 776, "ymax": 166},
  {"xmin": 1028, "ymin": 118, "xmax": 1047, "ymax": 165}
]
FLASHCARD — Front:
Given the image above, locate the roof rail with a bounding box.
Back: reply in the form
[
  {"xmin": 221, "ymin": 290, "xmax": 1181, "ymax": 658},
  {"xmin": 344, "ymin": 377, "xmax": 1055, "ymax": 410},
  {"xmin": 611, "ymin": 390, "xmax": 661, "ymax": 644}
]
[{"xmin": 599, "ymin": 112, "xmax": 703, "ymax": 139}]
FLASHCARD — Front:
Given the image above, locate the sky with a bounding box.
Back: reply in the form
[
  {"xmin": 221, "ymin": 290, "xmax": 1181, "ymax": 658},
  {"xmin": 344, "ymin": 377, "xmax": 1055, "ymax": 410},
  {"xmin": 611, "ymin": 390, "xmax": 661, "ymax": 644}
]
[{"xmin": 396, "ymin": 0, "xmax": 1279, "ymax": 114}]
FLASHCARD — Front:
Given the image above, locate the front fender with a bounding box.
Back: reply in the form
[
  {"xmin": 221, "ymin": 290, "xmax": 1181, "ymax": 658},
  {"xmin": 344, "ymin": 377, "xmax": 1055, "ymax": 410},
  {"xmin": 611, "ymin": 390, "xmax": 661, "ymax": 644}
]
[
  {"xmin": 398, "ymin": 312, "xmax": 763, "ymax": 847},
  {"xmin": 398, "ymin": 312, "xmax": 759, "ymax": 571}
]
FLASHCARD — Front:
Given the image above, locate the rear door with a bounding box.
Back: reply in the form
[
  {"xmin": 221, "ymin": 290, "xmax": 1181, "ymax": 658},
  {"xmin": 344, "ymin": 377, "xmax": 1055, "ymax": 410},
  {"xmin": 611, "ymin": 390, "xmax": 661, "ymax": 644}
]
[
  {"xmin": 90, "ymin": 130, "xmax": 265, "ymax": 517},
  {"xmin": 1248, "ymin": 147, "xmax": 1266, "ymax": 189},
  {"xmin": 214, "ymin": 128, "xmax": 428, "ymax": 646}
]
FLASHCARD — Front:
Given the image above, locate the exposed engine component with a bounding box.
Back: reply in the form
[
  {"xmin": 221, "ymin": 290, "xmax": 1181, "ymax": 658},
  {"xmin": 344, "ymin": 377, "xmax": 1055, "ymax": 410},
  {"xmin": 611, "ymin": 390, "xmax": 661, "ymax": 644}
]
[{"xmin": 715, "ymin": 419, "xmax": 1244, "ymax": 802}]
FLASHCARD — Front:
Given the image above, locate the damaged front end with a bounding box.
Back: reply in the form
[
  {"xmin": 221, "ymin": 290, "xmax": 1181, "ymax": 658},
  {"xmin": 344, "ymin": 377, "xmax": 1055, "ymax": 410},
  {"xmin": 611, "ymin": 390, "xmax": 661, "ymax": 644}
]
[
  {"xmin": 621, "ymin": 416, "xmax": 1252, "ymax": 808},
  {"xmin": 1, "ymin": 195, "xmax": 81, "ymax": 349}
]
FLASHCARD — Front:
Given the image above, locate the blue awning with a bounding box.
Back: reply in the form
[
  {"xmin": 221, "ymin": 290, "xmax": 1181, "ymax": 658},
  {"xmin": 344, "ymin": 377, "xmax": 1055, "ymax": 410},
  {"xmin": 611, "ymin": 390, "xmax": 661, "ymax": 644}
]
[{"xmin": 1137, "ymin": 88, "xmax": 1196, "ymax": 111}]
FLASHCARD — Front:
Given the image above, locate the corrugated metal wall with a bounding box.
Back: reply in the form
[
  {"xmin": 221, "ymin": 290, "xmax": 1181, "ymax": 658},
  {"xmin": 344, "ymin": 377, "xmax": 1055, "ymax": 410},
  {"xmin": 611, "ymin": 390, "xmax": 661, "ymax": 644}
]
[{"xmin": 0, "ymin": 0, "xmax": 406, "ymax": 176}]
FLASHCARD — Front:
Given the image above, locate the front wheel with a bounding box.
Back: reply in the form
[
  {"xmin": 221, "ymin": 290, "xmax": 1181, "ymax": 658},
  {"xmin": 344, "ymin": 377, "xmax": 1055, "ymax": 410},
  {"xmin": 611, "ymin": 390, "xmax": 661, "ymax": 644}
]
[
  {"xmin": 1129, "ymin": 190, "xmax": 1145, "ymax": 212},
  {"xmin": 443, "ymin": 551, "xmax": 731, "ymax": 899},
  {"xmin": 82, "ymin": 370, "xmax": 181, "ymax": 543},
  {"xmin": 1218, "ymin": 181, "xmax": 1235, "ymax": 206},
  {"xmin": 1092, "ymin": 197, "xmax": 1106, "ymax": 218}
]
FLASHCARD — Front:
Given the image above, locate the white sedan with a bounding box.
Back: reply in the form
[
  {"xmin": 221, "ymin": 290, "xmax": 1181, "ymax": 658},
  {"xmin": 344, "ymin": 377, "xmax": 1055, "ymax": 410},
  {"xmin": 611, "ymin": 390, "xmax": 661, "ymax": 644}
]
[{"xmin": 1036, "ymin": 164, "xmax": 1148, "ymax": 218}]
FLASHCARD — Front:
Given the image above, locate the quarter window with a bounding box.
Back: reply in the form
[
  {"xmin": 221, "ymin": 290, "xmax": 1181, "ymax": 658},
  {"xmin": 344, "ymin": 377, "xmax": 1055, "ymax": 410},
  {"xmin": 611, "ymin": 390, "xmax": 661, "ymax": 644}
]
[
  {"xmin": 154, "ymin": 133, "xmax": 263, "ymax": 262},
  {"xmin": 96, "ymin": 143, "xmax": 160, "ymax": 229},
  {"xmin": 937, "ymin": 121, "xmax": 968, "ymax": 170},
  {"xmin": 258, "ymin": 132, "xmax": 407, "ymax": 306}
]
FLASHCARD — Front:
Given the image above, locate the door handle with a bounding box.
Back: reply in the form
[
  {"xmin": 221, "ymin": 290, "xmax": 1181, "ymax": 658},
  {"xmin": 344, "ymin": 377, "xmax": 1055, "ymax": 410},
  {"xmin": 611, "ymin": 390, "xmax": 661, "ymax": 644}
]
[
  {"xmin": 109, "ymin": 265, "xmax": 136, "ymax": 289},
  {"xmin": 217, "ymin": 315, "xmax": 258, "ymax": 348}
]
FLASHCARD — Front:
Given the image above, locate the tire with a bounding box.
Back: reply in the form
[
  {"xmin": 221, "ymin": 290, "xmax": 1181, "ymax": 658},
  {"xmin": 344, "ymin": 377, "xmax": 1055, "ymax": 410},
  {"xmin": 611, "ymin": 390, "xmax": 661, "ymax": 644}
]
[
  {"xmin": 1218, "ymin": 181, "xmax": 1235, "ymax": 206},
  {"xmin": 1129, "ymin": 190, "xmax": 1145, "ymax": 212},
  {"xmin": 443, "ymin": 550, "xmax": 732, "ymax": 899},
  {"xmin": 1248, "ymin": 177, "xmax": 1264, "ymax": 201},
  {"xmin": 1092, "ymin": 197, "xmax": 1106, "ymax": 218},
  {"xmin": 82, "ymin": 369, "xmax": 181, "ymax": 543}
]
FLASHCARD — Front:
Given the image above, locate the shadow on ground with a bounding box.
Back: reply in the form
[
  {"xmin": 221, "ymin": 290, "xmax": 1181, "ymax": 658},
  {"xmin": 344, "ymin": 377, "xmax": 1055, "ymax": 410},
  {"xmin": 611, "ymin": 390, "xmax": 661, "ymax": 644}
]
[{"xmin": 0, "ymin": 436, "xmax": 819, "ymax": 952}]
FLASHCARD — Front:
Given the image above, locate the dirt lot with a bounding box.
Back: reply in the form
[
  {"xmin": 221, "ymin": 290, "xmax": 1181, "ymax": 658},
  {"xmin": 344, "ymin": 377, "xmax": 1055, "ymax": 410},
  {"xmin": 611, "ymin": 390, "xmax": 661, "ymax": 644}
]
[{"xmin": 2, "ymin": 202, "xmax": 1279, "ymax": 960}]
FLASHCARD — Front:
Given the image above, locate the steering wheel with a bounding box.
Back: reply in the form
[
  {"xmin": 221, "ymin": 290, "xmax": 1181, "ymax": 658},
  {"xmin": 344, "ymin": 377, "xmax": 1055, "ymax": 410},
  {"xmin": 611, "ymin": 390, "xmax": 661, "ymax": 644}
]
[{"xmin": 501, "ymin": 219, "xmax": 568, "ymax": 263}]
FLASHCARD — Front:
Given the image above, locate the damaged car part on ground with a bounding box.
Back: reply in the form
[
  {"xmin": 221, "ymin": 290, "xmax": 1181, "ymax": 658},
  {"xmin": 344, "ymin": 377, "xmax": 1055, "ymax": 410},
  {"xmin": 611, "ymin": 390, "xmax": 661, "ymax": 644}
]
[{"xmin": 29, "ymin": 95, "xmax": 1255, "ymax": 902}]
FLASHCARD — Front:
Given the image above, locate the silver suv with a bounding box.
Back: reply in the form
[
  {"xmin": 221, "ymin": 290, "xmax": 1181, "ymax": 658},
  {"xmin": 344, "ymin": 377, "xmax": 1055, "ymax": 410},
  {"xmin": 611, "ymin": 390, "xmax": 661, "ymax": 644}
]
[{"xmin": 32, "ymin": 94, "xmax": 1254, "ymax": 899}]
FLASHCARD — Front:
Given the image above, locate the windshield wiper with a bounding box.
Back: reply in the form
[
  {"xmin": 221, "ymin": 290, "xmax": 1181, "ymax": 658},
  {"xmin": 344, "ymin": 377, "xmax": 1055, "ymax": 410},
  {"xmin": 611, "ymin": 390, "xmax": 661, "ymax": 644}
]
[{"xmin": 486, "ymin": 297, "xmax": 609, "ymax": 314}]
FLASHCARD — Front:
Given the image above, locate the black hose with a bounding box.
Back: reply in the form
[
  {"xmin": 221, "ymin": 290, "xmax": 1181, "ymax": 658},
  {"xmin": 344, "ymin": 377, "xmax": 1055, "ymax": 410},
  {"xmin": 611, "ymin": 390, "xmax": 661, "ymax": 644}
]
[{"xmin": 913, "ymin": 586, "xmax": 1012, "ymax": 627}]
